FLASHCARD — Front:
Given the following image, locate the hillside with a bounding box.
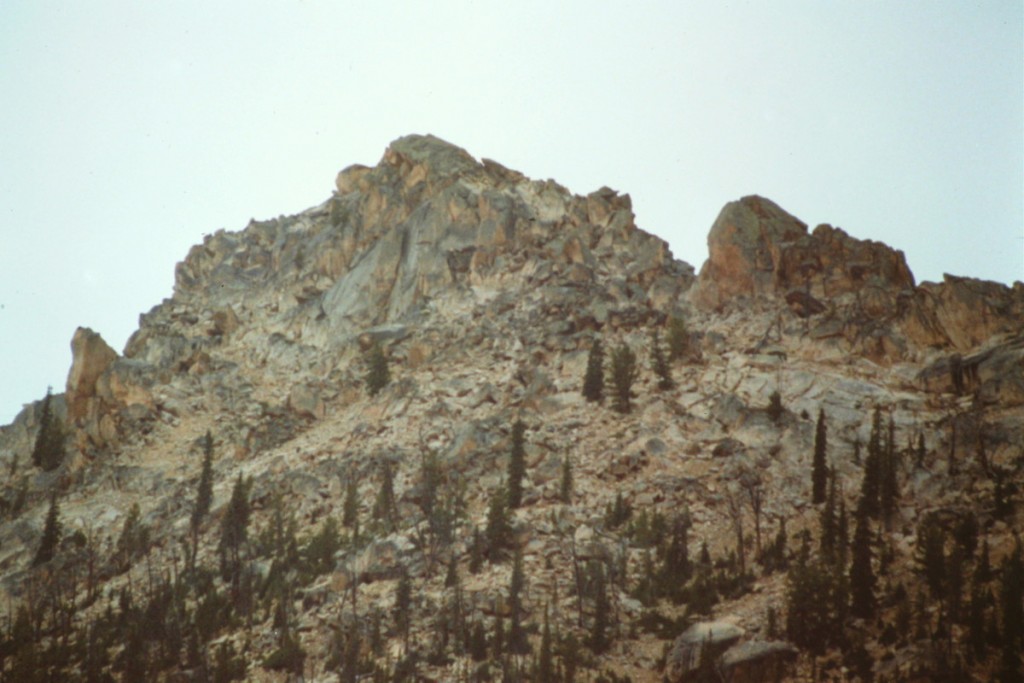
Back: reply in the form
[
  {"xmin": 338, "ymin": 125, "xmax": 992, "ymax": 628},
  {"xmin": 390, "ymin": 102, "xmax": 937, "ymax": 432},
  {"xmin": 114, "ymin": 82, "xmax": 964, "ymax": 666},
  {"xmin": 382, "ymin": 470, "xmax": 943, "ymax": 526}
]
[{"xmin": 1, "ymin": 134, "xmax": 1022, "ymax": 682}]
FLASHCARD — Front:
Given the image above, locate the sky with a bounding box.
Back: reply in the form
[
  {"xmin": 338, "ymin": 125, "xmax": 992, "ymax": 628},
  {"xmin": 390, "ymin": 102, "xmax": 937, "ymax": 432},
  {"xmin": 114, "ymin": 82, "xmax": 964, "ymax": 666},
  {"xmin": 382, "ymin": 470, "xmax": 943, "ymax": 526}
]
[{"xmin": 1, "ymin": 1, "xmax": 1021, "ymax": 424}]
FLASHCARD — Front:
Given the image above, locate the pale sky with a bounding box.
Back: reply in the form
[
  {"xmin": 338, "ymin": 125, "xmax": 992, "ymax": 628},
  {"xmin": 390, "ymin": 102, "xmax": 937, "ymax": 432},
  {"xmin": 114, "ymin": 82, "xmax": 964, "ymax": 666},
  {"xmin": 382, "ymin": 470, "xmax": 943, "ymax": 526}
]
[{"xmin": 1, "ymin": 1, "xmax": 1021, "ymax": 424}]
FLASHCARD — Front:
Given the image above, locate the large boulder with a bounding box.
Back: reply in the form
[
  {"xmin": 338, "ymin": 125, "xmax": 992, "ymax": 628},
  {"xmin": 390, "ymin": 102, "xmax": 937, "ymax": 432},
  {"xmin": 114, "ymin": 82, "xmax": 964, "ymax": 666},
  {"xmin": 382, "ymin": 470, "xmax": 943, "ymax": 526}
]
[
  {"xmin": 719, "ymin": 640, "xmax": 798, "ymax": 683},
  {"xmin": 666, "ymin": 621, "xmax": 745, "ymax": 683}
]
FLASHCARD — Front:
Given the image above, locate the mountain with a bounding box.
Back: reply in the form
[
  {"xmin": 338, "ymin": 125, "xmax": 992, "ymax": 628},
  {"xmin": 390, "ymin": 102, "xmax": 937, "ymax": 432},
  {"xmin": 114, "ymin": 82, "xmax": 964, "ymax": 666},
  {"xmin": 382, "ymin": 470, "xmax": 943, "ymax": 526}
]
[{"xmin": 1, "ymin": 134, "xmax": 1022, "ymax": 682}]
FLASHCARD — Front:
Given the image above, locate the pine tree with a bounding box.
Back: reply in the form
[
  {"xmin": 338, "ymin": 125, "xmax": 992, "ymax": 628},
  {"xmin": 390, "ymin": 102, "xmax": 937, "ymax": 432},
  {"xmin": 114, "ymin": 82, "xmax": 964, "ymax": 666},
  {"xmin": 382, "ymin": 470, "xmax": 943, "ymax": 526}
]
[
  {"xmin": 859, "ymin": 407, "xmax": 884, "ymax": 519},
  {"xmin": 485, "ymin": 486, "xmax": 512, "ymax": 561},
  {"xmin": 559, "ymin": 456, "xmax": 573, "ymax": 504},
  {"xmin": 812, "ymin": 408, "xmax": 828, "ymax": 504},
  {"xmin": 115, "ymin": 502, "xmax": 150, "ymax": 572},
  {"xmin": 650, "ymin": 328, "xmax": 674, "ymax": 391},
  {"xmin": 394, "ymin": 568, "xmax": 412, "ymax": 648},
  {"xmin": 190, "ymin": 431, "xmax": 215, "ymax": 560},
  {"xmin": 880, "ymin": 413, "xmax": 900, "ymax": 529},
  {"xmin": 785, "ymin": 553, "xmax": 836, "ymax": 655},
  {"xmin": 850, "ymin": 497, "xmax": 876, "ymax": 620},
  {"xmin": 582, "ymin": 338, "xmax": 605, "ymax": 403},
  {"xmin": 372, "ymin": 460, "xmax": 397, "ymax": 532},
  {"xmin": 507, "ymin": 548, "xmax": 529, "ymax": 654},
  {"xmin": 31, "ymin": 388, "xmax": 65, "ymax": 472},
  {"xmin": 609, "ymin": 343, "xmax": 638, "ymax": 415},
  {"xmin": 33, "ymin": 493, "xmax": 62, "ymax": 566},
  {"xmin": 999, "ymin": 539, "xmax": 1023, "ymax": 683},
  {"xmin": 916, "ymin": 515, "xmax": 946, "ymax": 600},
  {"xmin": 365, "ymin": 342, "xmax": 391, "ymax": 397},
  {"xmin": 342, "ymin": 476, "xmax": 359, "ymax": 530},
  {"xmin": 767, "ymin": 390, "xmax": 784, "ymax": 423},
  {"xmin": 820, "ymin": 470, "xmax": 838, "ymax": 562},
  {"xmin": 537, "ymin": 606, "xmax": 554, "ymax": 683},
  {"xmin": 219, "ymin": 474, "xmax": 251, "ymax": 578},
  {"xmin": 588, "ymin": 561, "xmax": 611, "ymax": 654},
  {"xmin": 667, "ymin": 315, "xmax": 690, "ymax": 362},
  {"xmin": 507, "ymin": 420, "xmax": 527, "ymax": 509}
]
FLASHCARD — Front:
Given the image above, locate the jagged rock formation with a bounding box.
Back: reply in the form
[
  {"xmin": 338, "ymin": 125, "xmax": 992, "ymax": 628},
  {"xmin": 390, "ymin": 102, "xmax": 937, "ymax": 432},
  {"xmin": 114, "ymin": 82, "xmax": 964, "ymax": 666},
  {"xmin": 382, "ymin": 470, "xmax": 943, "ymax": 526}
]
[
  {"xmin": 0, "ymin": 135, "xmax": 1021, "ymax": 682},
  {"xmin": 693, "ymin": 195, "xmax": 1024, "ymax": 365}
]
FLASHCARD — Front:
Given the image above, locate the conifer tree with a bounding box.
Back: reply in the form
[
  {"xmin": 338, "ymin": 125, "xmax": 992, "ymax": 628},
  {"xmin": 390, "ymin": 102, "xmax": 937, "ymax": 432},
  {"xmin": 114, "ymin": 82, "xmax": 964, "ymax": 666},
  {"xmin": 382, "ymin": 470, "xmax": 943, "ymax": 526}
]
[
  {"xmin": 850, "ymin": 497, "xmax": 876, "ymax": 619},
  {"xmin": 588, "ymin": 560, "xmax": 611, "ymax": 654},
  {"xmin": 650, "ymin": 328, "xmax": 674, "ymax": 391},
  {"xmin": 812, "ymin": 408, "xmax": 828, "ymax": 504},
  {"xmin": 33, "ymin": 493, "xmax": 62, "ymax": 566},
  {"xmin": 609, "ymin": 342, "xmax": 638, "ymax": 415},
  {"xmin": 372, "ymin": 460, "xmax": 397, "ymax": 532},
  {"xmin": 785, "ymin": 553, "xmax": 836, "ymax": 655},
  {"xmin": 506, "ymin": 419, "xmax": 527, "ymax": 509},
  {"xmin": 190, "ymin": 431, "xmax": 215, "ymax": 560},
  {"xmin": 537, "ymin": 606, "xmax": 554, "ymax": 683},
  {"xmin": 820, "ymin": 471, "xmax": 838, "ymax": 561},
  {"xmin": 219, "ymin": 473, "xmax": 251, "ymax": 578},
  {"xmin": 31, "ymin": 388, "xmax": 65, "ymax": 472},
  {"xmin": 365, "ymin": 342, "xmax": 391, "ymax": 397},
  {"xmin": 115, "ymin": 502, "xmax": 150, "ymax": 572},
  {"xmin": 880, "ymin": 413, "xmax": 900, "ymax": 529},
  {"xmin": 342, "ymin": 476, "xmax": 359, "ymax": 530},
  {"xmin": 859, "ymin": 407, "xmax": 884, "ymax": 519},
  {"xmin": 667, "ymin": 315, "xmax": 690, "ymax": 362},
  {"xmin": 559, "ymin": 455, "xmax": 573, "ymax": 504},
  {"xmin": 582, "ymin": 338, "xmax": 605, "ymax": 403},
  {"xmin": 394, "ymin": 568, "xmax": 412, "ymax": 648},
  {"xmin": 916, "ymin": 516, "xmax": 946, "ymax": 600},
  {"xmin": 999, "ymin": 539, "xmax": 1023, "ymax": 683},
  {"xmin": 507, "ymin": 548, "xmax": 529, "ymax": 655},
  {"xmin": 485, "ymin": 486, "xmax": 512, "ymax": 561}
]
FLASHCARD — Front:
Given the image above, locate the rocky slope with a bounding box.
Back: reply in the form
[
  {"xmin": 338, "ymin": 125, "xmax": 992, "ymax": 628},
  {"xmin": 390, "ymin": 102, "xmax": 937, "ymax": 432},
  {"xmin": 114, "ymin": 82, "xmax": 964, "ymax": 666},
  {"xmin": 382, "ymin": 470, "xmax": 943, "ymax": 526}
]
[{"xmin": 0, "ymin": 134, "xmax": 1021, "ymax": 682}]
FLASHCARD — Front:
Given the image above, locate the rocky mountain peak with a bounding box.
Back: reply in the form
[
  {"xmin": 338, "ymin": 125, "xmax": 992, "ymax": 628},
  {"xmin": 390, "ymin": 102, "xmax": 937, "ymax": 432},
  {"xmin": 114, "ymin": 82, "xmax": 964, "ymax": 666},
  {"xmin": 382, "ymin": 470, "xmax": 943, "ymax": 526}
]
[{"xmin": 1, "ymin": 136, "xmax": 1022, "ymax": 683}]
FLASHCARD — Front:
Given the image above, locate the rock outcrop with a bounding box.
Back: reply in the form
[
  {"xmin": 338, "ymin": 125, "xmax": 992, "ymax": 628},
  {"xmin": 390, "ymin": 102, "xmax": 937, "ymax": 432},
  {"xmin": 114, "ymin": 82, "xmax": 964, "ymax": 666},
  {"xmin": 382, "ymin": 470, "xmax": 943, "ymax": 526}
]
[{"xmin": 692, "ymin": 195, "xmax": 1023, "ymax": 364}]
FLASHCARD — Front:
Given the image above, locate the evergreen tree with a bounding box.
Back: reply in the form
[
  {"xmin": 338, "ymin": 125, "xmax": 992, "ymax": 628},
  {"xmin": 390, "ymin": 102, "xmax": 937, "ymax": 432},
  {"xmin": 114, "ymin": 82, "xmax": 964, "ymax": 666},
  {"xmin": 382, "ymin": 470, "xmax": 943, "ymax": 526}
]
[
  {"xmin": 609, "ymin": 343, "xmax": 638, "ymax": 415},
  {"xmin": 372, "ymin": 460, "xmax": 397, "ymax": 532},
  {"xmin": 506, "ymin": 419, "xmax": 527, "ymax": 509},
  {"xmin": 342, "ymin": 476, "xmax": 359, "ymax": 530},
  {"xmin": 785, "ymin": 554, "xmax": 836, "ymax": 655},
  {"xmin": 582, "ymin": 338, "xmax": 605, "ymax": 403},
  {"xmin": 115, "ymin": 502, "xmax": 150, "ymax": 572},
  {"xmin": 589, "ymin": 561, "xmax": 611, "ymax": 654},
  {"xmin": 820, "ymin": 471, "xmax": 838, "ymax": 562},
  {"xmin": 916, "ymin": 515, "xmax": 947, "ymax": 601},
  {"xmin": 507, "ymin": 548, "xmax": 529, "ymax": 654},
  {"xmin": 859, "ymin": 407, "xmax": 884, "ymax": 519},
  {"xmin": 999, "ymin": 539, "xmax": 1023, "ymax": 683},
  {"xmin": 650, "ymin": 328, "xmax": 674, "ymax": 391},
  {"xmin": 537, "ymin": 606, "xmax": 554, "ymax": 683},
  {"xmin": 880, "ymin": 413, "xmax": 900, "ymax": 529},
  {"xmin": 667, "ymin": 315, "xmax": 690, "ymax": 362},
  {"xmin": 394, "ymin": 568, "xmax": 412, "ymax": 648},
  {"xmin": 812, "ymin": 409, "xmax": 828, "ymax": 504},
  {"xmin": 767, "ymin": 390, "xmax": 784, "ymax": 423},
  {"xmin": 850, "ymin": 498, "xmax": 876, "ymax": 620},
  {"xmin": 485, "ymin": 486, "xmax": 512, "ymax": 561},
  {"xmin": 468, "ymin": 526, "xmax": 484, "ymax": 574},
  {"xmin": 33, "ymin": 493, "xmax": 62, "ymax": 566},
  {"xmin": 219, "ymin": 474, "xmax": 251, "ymax": 578},
  {"xmin": 191, "ymin": 431, "xmax": 215, "ymax": 559},
  {"xmin": 31, "ymin": 388, "xmax": 65, "ymax": 472},
  {"xmin": 365, "ymin": 342, "xmax": 391, "ymax": 397},
  {"xmin": 559, "ymin": 456, "xmax": 573, "ymax": 504}
]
